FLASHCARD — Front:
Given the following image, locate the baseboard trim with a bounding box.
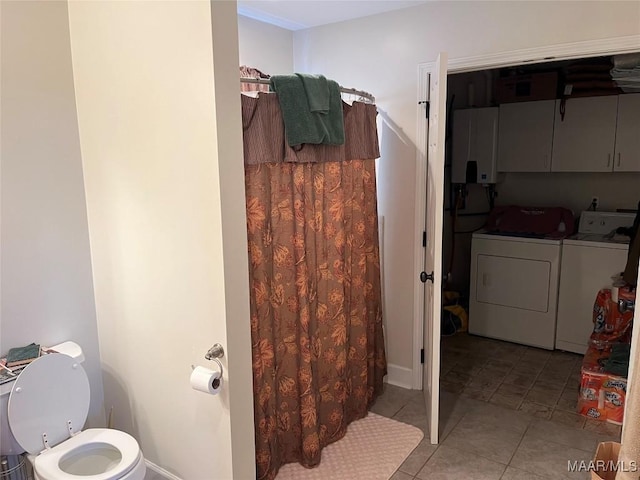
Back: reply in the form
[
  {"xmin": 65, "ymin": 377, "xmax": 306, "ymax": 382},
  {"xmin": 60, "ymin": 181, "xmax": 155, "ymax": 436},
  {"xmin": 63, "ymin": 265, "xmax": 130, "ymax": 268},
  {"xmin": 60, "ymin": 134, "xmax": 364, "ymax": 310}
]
[
  {"xmin": 145, "ymin": 460, "xmax": 182, "ymax": 480},
  {"xmin": 385, "ymin": 363, "xmax": 414, "ymax": 389}
]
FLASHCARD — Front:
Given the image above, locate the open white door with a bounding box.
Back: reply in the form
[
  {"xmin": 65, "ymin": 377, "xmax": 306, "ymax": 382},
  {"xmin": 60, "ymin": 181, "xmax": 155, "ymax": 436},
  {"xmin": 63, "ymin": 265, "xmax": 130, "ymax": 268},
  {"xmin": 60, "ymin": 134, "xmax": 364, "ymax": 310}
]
[{"xmin": 422, "ymin": 52, "xmax": 448, "ymax": 444}]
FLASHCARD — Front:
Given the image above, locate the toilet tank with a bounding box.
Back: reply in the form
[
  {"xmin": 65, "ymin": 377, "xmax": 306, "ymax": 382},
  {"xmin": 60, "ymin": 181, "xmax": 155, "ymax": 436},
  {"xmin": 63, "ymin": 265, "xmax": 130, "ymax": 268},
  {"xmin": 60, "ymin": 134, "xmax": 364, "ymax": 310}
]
[
  {"xmin": 0, "ymin": 341, "xmax": 85, "ymax": 455},
  {"xmin": 0, "ymin": 381, "xmax": 24, "ymax": 455},
  {"xmin": 48, "ymin": 341, "xmax": 86, "ymax": 363}
]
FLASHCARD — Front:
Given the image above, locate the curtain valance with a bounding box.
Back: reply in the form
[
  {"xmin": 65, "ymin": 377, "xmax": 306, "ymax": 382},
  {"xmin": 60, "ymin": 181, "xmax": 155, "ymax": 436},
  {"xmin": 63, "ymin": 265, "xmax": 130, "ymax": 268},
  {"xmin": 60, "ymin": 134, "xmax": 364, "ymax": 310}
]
[{"xmin": 241, "ymin": 93, "xmax": 380, "ymax": 165}]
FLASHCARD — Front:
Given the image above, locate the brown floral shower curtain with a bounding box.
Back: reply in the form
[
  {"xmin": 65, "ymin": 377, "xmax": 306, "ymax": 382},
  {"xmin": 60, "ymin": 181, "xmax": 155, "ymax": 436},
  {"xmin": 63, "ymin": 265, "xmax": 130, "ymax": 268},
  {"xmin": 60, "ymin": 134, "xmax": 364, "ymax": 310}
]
[{"xmin": 241, "ymin": 88, "xmax": 386, "ymax": 480}]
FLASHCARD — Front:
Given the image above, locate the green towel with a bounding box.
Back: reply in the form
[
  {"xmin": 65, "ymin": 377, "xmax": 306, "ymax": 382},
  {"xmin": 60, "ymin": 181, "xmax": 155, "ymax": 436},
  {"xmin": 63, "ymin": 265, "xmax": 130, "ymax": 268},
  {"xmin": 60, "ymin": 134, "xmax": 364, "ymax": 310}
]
[
  {"xmin": 269, "ymin": 74, "xmax": 345, "ymax": 147},
  {"xmin": 297, "ymin": 73, "xmax": 329, "ymax": 113},
  {"xmin": 6, "ymin": 343, "xmax": 40, "ymax": 367}
]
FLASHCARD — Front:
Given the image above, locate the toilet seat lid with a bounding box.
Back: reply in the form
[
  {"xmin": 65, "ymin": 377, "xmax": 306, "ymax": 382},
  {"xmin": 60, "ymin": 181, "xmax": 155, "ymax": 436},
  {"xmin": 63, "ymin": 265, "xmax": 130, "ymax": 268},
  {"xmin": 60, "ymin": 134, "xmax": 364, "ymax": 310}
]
[{"xmin": 8, "ymin": 353, "xmax": 90, "ymax": 454}]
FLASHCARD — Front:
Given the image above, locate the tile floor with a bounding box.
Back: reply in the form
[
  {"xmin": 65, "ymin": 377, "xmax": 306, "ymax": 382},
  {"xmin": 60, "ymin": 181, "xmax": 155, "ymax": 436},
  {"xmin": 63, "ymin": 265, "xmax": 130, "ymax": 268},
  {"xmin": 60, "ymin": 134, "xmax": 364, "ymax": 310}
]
[
  {"xmin": 439, "ymin": 333, "xmax": 622, "ymax": 435},
  {"xmin": 143, "ymin": 334, "xmax": 623, "ymax": 480},
  {"xmin": 369, "ymin": 333, "xmax": 623, "ymax": 480}
]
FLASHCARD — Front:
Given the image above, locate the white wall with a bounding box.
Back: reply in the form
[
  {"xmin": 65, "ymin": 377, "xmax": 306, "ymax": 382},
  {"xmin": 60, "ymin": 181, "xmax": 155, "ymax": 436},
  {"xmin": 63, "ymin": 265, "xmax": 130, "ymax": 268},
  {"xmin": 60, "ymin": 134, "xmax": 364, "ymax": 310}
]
[
  {"xmin": 238, "ymin": 14, "xmax": 293, "ymax": 74},
  {"xmin": 293, "ymin": 1, "xmax": 640, "ymax": 376},
  {"xmin": 68, "ymin": 1, "xmax": 254, "ymax": 478},
  {"xmin": 498, "ymin": 173, "xmax": 640, "ymax": 214},
  {"xmin": 0, "ymin": 0, "xmax": 104, "ymax": 427}
]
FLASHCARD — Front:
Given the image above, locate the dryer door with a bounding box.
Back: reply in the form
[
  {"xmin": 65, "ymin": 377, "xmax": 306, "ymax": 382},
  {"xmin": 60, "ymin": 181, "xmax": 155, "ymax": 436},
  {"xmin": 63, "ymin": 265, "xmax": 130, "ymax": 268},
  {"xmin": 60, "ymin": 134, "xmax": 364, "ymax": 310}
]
[
  {"xmin": 469, "ymin": 237, "xmax": 560, "ymax": 349},
  {"xmin": 476, "ymin": 254, "xmax": 551, "ymax": 313}
]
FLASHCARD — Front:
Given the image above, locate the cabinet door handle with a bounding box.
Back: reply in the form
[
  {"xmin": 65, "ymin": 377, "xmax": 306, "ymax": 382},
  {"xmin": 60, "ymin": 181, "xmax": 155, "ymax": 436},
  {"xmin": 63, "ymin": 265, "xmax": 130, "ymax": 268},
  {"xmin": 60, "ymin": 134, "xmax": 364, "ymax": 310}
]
[
  {"xmin": 607, "ymin": 154, "xmax": 611, "ymax": 168},
  {"xmin": 617, "ymin": 153, "xmax": 621, "ymax": 168}
]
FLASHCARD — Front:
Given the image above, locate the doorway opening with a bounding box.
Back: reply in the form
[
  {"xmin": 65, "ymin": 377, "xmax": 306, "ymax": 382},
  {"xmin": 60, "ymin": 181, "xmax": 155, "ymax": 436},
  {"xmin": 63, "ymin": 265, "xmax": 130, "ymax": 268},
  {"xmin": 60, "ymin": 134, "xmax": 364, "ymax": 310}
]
[
  {"xmin": 413, "ymin": 37, "xmax": 640, "ymax": 449},
  {"xmin": 432, "ymin": 49, "xmax": 639, "ymax": 461}
]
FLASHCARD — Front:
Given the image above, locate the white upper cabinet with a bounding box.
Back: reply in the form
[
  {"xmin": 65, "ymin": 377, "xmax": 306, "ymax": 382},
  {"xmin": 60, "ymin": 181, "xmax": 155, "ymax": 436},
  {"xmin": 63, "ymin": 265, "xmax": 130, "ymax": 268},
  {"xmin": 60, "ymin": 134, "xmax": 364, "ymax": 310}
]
[
  {"xmin": 551, "ymin": 96, "xmax": 618, "ymax": 172},
  {"xmin": 452, "ymin": 107, "xmax": 499, "ymax": 184},
  {"xmin": 613, "ymin": 93, "xmax": 640, "ymax": 172},
  {"xmin": 498, "ymin": 100, "xmax": 555, "ymax": 172}
]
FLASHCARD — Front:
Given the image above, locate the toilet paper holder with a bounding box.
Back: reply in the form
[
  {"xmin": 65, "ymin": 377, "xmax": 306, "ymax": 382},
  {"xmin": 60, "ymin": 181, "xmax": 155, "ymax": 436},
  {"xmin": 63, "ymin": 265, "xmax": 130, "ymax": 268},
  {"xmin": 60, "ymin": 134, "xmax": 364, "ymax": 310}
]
[
  {"xmin": 193, "ymin": 343, "xmax": 223, "ymax": 385},
  {"xmin": 205, "ymin": 343, "xmax": 224, "ymax": 361},
  {"xmin": 191, "ymin": 343, "xmax": 225, "ymax": 384}
]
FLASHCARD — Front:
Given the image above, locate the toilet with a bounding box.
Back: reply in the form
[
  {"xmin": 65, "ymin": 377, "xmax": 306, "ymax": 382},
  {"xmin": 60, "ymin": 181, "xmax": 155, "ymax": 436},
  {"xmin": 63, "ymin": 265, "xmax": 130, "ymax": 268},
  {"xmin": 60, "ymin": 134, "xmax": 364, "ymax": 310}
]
[{"xmin": 1, "ymin": 342, "xmax": 146, "ymax": 480}]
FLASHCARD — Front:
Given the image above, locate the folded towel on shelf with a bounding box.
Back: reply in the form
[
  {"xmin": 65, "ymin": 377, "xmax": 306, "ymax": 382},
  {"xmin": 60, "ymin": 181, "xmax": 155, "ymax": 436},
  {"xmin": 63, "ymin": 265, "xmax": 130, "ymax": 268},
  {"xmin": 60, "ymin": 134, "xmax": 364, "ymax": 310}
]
[
  {"xmin": 613, "ymin": 53, "xmax": 640, "ymax": 69},
  {"xmin": 270, "ymin": 74, "xmax": 345, "ymax": 147},
  {"xmin": 610, "ymin": 54, "xmax": 640, "ymax": 93}
]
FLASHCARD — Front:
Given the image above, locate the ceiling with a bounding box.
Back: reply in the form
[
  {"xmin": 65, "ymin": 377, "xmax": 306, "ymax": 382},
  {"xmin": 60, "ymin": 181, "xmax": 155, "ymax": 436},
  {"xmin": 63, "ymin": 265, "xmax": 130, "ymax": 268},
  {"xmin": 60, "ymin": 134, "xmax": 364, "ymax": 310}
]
[{"xmin": 237, "ymin": 1, "xmax": 430, "ymax": 31}]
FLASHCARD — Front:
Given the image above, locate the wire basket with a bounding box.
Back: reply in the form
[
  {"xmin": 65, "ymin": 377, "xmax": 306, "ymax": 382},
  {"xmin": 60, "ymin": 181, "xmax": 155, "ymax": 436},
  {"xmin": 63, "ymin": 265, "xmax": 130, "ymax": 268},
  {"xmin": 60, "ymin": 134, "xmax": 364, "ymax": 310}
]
[{"xmin": 0, "ymin": 455, "xmax": 31, "ymax": 480}]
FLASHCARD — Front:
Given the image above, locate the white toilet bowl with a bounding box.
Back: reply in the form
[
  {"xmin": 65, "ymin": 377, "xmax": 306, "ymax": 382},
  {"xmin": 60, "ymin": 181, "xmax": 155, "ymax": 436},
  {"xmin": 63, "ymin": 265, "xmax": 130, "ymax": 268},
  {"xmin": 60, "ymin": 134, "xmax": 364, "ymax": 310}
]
[{"xmin": 2, "ymin": 346, "xmax": 145, "ymax": 480}]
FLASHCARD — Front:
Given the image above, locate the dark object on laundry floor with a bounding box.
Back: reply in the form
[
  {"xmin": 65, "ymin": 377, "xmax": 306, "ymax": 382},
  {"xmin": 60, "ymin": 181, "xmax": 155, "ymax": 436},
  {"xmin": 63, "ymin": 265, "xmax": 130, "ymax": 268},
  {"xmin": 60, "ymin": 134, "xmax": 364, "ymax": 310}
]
[
  {"xmin": 603, "ymin": 343, "xmax": 631, "ymax": 377},
  {"xmin": 441, "ymin": 291, "xmax": 468, "ymax": 336},
  {"xmin": 441, "ymin": 309, "xmax": 461, "ymax": 336}
]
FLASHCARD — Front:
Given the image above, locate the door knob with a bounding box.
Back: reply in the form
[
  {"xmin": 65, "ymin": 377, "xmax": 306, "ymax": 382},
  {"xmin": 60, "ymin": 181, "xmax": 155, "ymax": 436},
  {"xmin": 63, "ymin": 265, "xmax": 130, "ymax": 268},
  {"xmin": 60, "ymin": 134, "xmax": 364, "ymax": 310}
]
[{"xmin": 420, "ymin": 271, "xmax": 434, "ymax": 283}]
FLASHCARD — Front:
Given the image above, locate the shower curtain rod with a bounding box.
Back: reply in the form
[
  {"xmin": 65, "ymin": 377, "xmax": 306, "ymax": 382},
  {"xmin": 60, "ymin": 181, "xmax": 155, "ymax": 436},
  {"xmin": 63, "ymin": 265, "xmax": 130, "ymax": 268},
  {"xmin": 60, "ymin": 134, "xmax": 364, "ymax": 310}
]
[{"xmin": 240, "ymin": 77, "xmax": 376, "ymax": 103}]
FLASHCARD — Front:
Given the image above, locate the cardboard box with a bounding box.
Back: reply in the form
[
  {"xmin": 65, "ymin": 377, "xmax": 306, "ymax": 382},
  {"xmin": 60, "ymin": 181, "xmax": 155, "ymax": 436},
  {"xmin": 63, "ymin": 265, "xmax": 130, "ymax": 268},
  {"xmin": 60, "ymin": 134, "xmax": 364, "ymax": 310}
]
[
  {"xmin": 591, "ymin": 442, "xmax": 621, "ymax": 480},
  {"xmin": 495, "ymin": 72, "xmax": 558, "ymax": 104}
]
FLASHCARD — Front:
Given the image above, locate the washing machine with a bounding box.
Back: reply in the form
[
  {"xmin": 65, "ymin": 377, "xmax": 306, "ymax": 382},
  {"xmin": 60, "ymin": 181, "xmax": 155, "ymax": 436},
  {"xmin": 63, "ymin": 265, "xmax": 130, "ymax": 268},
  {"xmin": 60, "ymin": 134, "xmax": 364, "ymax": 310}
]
[
  {"xmin": 469, "ymin": 232, "xmax": 563, "ymax": 349},
  {"xmin": 555, "ymin": 211, "xmax": 636, "ymax": 354}
]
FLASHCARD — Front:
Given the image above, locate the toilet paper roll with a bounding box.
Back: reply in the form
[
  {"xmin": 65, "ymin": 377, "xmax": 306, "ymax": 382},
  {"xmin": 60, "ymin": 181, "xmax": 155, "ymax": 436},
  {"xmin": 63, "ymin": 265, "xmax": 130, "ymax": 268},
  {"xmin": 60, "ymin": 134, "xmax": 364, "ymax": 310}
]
[
  {"xmin": 612, "ymin": 286, "xmax": 619, "ymax": 303},
  {"xmin": 190, "ymin": 365, "xmax": 222, "ymax": 395}
]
